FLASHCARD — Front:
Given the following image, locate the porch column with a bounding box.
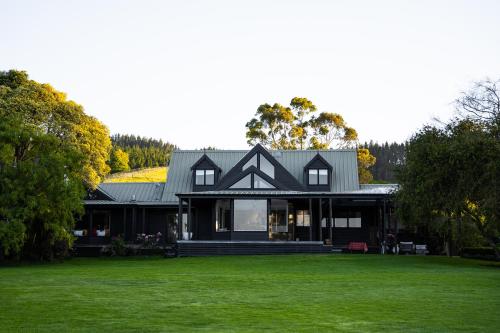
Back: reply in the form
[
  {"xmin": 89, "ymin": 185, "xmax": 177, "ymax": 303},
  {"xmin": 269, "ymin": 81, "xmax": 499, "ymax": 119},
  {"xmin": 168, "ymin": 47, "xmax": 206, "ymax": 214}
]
[
  {"xmin": 309, "ymin": 198, "xmax": 313, "ymax": 241},
  {"xmin": 89, "ymin": 208, "xmax": 93, "ymax": 239},
  {"xmin": 142, "ymin": 208, "xmax": 146, "ymax": 235},
  {"xmin": 318, "ymin": 198, "xmax": 322, "ymax": 242},
  {"xmin": 122, "ymin": 207, "xmax": 126, "ymax": 240},
  {"xmin": 178, "ymin": 197, "xmax": 183, "ymax": 240},
  {"xmin": 382, "ymin": 200, "xmax": 387, "ymax": 240},
  {"xmin": 329, "ymin": 198, "xmax": 333, "ymax": 243},
  {"xmin": 132, "ymin": 207, "xmax": 136, "ymax": 241},
  {"xmin": 188, "ymin": 198, "xmax": 192, "ymax": 240}
]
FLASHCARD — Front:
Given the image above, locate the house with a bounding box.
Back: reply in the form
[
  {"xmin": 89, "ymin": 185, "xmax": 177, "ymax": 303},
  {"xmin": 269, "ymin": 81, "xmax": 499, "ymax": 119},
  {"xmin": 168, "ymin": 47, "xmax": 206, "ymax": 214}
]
[{"xmin": 79, "ymin": 144, "xmax": 397, "ymax": 255}]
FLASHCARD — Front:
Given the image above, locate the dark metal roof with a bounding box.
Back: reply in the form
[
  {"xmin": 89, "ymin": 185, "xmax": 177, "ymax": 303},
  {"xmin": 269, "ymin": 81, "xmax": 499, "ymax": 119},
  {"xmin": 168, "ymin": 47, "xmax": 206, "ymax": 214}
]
[
  {"xmin": 175, "ymin": 187, "xmax": 394, "ymax": 199},
  {"xmin": 97, "ymin": 182, "xmax": 165, "ymax": 203},
  {"xmin": 162, "ymin": 148, "xmax": 360, "ymax": 204}
]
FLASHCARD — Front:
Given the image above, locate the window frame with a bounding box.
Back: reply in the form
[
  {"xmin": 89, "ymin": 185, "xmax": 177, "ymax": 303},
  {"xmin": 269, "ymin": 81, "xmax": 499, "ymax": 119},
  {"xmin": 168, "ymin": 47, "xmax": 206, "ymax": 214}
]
[
  {"xmin": 195, "ymin": 169, "xmax": 215, "ymax": 186},
  {"xmin": 307, "ymin": 168, "xmax": 329, "ymax": 186}
]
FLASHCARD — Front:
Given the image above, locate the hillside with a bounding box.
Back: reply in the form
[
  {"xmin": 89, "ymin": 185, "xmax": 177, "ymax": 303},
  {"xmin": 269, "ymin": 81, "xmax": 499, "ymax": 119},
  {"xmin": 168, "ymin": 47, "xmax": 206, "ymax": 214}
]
[{"xmin": 104, "ymin": 167, "xmax": 168, "ymax": 183}]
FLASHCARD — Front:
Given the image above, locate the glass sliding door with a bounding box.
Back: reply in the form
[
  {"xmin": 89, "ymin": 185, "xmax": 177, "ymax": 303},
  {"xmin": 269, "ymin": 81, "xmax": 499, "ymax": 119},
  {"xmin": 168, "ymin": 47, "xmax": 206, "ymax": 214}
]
[{"xmin": 269, "ymin": 199, "xmax": 288, "ymax": 240}]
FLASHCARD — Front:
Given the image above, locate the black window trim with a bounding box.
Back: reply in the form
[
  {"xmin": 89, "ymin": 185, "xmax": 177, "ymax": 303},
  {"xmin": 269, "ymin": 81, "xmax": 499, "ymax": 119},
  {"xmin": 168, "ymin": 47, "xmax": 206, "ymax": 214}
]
[
  {"xmin": 307, "ymin": 168, "xmax": 329, "ymax": 186},
  {"xmin": 195, "ymin": 169, "xmax": 215, "ymax": 186}
]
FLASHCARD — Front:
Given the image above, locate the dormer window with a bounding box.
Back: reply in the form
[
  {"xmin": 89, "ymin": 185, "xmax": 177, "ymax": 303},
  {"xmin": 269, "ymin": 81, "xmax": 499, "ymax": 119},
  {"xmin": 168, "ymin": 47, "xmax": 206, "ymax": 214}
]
[
  {"xmin": 195, "ymin": 169, "xmax": 215, "ymax": 185},
  {"xmin": 308, "ymin": 169, "xmax": 328, "ymax": 185}
]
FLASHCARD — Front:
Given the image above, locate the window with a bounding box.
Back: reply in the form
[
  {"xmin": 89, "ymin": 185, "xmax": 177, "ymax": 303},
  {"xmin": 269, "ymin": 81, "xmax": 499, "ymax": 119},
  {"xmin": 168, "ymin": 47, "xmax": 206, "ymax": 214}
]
[
  {"xmin": 242, "ymin": 153, "xmax": 275, "ymax": 179},
  {"xmin": 215, "ymin": 199, "xmax": 231, "ymax": 232},
  {"xmin": 205, "ymin": 170, "xmax": 215, "ymax": 185},
  {"xmin": 349, "ymin": 212, "xmax": 362, "ymax": 228},
  {"xmin": 296, "ymin": 210, "xmax": 311, "ymax": 227},
  {"xmin": 308, "ymin": 169, "xmax": 328, "ymax": 185},
  {"xmin": 230, "ymin": 174, "xmax": 252, "ymax": 189},
  {"xmin": 195, "ymin": 170, "xmax": 205, "ymax": 185},
  {"xmin": 195, "ymin": 169, "xmax": 215, "ymax": 186},
  {"xmin": 242, "ymin": 154, "xmax": 258, "ymax": 170},
  {"xmin": 234, "ymin": 200, "xmax": 267, "ymax": 231},
  {"xmin": 260, "ymin": 155, "xmax": 275, "ymax": 178},
  {"xmin": 334, "ymin": 218, "xmax": 348, "ymax": 228},
  {"xmin": 308, "ymin": 169, "xmax": 318, "ymax": 185},
  {"xmin": 254, "ymin": 174, "xmax": 275, "ymax": 189},
  {"xmin": 334, "ymin": 212, "xmax": 361, "ymax": 228},
  {"xmin": 318, "ymin": 169, "xmax": 328, "ymax": 185}
]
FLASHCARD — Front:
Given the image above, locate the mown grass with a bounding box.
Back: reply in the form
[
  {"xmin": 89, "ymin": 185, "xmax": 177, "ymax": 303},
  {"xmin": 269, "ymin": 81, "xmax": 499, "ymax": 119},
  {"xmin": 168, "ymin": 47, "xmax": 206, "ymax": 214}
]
[
  {"xmin": 104, "ymin": 167, "xmax": 167, "ymax": 183},
  {"xmin": 0, "ymin": 255, "xmax": 499, "ymax": 332}
]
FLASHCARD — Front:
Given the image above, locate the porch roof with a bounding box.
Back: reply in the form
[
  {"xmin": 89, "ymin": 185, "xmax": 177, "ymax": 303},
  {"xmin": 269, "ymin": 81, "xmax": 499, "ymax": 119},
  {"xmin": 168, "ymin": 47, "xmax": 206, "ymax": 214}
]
[{"xmin": 176, "ymin": 184, "xmax": 396, "ymax": 199}]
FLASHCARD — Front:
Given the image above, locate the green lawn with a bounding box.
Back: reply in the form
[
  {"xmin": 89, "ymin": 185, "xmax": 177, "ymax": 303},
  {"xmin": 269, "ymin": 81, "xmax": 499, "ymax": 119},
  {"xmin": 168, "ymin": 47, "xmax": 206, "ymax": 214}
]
[{"xmin": 1, "ymin": 255, "xmax": 499, "ymax": 332}]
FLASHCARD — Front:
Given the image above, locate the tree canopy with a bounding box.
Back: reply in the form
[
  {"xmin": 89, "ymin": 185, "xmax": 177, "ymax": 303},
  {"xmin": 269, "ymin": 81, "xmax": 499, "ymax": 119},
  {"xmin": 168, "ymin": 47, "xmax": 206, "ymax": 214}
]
[
  {"xmin": 110, "ymin": 134, "xmax": 176, "ymax": 170},
  {"xmin": 109, "ymin": 148, "xmax": 130, "ymax": 173},
  {"xmin": 396, "ymin": 79, "xmax": 500, "ymax": 258},
  {"xmin": 245, "ymin": 97, "xmax": 375, "ymax": 183},
  {"xmin": 0, "ymin": 70, "xmax": 111, "ymax": 260},
  {"xmin": 0, "ymin": 70, "xmax": 111, "ymax": 188},
  {"xmin": 0, "ymin": 115, "xmax": 85, "ymax": 260}
]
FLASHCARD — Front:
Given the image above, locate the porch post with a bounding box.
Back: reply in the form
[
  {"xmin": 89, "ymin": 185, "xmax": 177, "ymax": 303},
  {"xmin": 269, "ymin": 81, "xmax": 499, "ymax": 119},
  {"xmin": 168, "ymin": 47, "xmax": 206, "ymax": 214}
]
[
  {"xmin": 132, "ymin": 207, "xmax": 136, "ymax": 241},
  {"xmin": 89, "ymin": 208, "xmax": 93, "ymax": 240},
  {"xmin": 142, "ymin": 208, "xmax": 146, "ymax": 235},
  {"xmin": 382, "ymin": 200, "xmax": 387, "ymax": 240},
  {"xmin": 329, "ymin": 198, "xmax": 333, "ymax": 243},
  {"xmin": 188, "ymin": 198, "xmax": 192, "ymax": 240},
  {"xmin": 122, "ymin": 207, "xmax": 126, "ymax": 241},
  {"xmin": 178, "ymin": 197, "xmax": 183, "ymax": 240},
  {"xmin": 318, "ymin": 198, "xmax": 322, "ymax": 242},
  {"xmin": 309, "ymin": 198, "xmax": 313, "ymax": 241}
]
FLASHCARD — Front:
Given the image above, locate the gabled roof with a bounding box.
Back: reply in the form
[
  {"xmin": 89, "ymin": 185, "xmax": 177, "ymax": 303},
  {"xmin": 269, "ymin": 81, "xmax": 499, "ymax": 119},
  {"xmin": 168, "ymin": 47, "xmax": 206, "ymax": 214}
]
[
  {"xmin": 215, "ymin": 144, "xmax": 305, "ymax": 191},
  {"xmin": 162, "ymin": 147, "xmax": 360, "ymax": 204},
  {"xmin": 190, "ymin": 154, "xmax": 221, "ymax": 171},
  {"xmin": 304, "ymin": 153, "xmax": 333, "ymax": 171}
]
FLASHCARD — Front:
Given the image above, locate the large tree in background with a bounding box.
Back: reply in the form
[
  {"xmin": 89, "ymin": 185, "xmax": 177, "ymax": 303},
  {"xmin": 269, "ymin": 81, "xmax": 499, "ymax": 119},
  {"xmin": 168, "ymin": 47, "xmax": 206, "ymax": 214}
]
[
  {"xmin": 0, "ymin": 115, "xmax": 85, "ymax": 260},
  {"xmin": 0, "ymin": 70, "xmax": 111, "ymax": 188},
  {"xmin": 245, "ymin": 97, "xmax": 376, "ymax": 183},
  {"xmin": 397, "ymin": 79, "xmax": 500, "ymax": 258}
]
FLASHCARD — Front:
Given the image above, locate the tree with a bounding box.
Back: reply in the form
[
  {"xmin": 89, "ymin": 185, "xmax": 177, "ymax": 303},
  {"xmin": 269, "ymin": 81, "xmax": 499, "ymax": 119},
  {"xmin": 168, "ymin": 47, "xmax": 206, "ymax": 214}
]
[
  {"xmin": 455, "ymin": 79, "xmax": 500, "ymax": 138},
  {"xmin": 0, "ymin": 115, "xmax": 85, "ymax": 260},
  {"xmin": 0, "ymin": 70, "xmax": 111, "ymax": 188},
  {"xmin": 245, "ymin": 97, "xmax": 375, "ymax": 182},
  {"xmin": 109, "ymin": 148, "xmax": 130, "ymax": 173},
  {"xmin": 396, "ymin": 118, "xmax": 499, "ymax": 258},
  {"xmin": 357, "ymin": 148, "xmax": 377, "ymax": 184}
]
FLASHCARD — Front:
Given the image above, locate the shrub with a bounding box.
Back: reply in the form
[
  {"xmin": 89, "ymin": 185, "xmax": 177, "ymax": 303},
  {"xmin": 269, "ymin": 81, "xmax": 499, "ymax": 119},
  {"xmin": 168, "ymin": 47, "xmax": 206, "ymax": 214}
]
[{"xmin": 111, "ymin": 235, "xmax": 126, "ymax": 256}]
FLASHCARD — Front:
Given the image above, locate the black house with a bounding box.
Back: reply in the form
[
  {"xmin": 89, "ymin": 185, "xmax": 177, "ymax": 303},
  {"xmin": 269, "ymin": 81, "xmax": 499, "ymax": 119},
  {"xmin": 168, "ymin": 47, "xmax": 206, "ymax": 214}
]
[{"xmin": 80, "ymin": 144, "xmax": 397, "ymax": 255}]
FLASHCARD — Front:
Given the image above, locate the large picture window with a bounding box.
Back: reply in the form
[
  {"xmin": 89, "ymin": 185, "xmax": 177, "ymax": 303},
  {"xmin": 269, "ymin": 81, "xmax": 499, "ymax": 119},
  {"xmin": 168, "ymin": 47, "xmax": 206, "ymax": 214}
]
[{"xmin": 234, "ymin": 200, "xmax": 267, "ymax": 231}]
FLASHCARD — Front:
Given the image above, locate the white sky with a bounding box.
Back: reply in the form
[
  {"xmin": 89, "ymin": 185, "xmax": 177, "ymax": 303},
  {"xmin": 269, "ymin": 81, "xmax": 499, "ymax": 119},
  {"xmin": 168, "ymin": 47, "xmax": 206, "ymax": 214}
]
[{"xmin": 2, "ymin": 0, "xmax": 500, "ymax": 148}]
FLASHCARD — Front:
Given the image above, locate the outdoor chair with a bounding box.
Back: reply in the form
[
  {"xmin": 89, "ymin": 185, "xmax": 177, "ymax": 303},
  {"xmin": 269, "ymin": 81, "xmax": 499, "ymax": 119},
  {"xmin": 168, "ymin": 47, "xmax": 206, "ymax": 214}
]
[
  {"xmin": 415, "ymin": 244, "xmax": 429, "ymax": 255},
  {"xmin": 399, "ymin": 242, "xmax": 415, "ymax": 254}
]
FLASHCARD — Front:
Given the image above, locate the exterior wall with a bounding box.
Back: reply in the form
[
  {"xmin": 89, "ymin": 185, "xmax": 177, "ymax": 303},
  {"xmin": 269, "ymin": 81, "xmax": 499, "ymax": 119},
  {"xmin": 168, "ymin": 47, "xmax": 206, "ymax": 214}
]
[{"xmin": 187, "ymin": 198, "xmax": 381, "ymax": 246}]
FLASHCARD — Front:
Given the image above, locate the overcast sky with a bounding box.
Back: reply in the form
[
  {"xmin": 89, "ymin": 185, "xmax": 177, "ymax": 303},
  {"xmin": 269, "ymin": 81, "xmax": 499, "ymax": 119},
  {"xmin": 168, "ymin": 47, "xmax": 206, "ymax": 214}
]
[{"xmin": 2, "ymin": 0, "xmax": 500, "ymax": 149}]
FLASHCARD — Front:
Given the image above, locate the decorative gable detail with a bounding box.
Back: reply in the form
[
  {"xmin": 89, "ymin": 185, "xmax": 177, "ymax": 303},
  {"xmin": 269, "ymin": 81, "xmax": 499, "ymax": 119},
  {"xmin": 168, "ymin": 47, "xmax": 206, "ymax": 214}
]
[{"xmin": 216, "ymin": 144, "xmax": 306, "ymax": 191}]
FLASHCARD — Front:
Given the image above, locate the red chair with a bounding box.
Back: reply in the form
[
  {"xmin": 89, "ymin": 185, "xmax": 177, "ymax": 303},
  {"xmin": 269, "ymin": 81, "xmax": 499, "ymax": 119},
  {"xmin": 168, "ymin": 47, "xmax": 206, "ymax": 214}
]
[{"xmin": 347, "ymin": 242, "xmax": 368, "ymax": 253}]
